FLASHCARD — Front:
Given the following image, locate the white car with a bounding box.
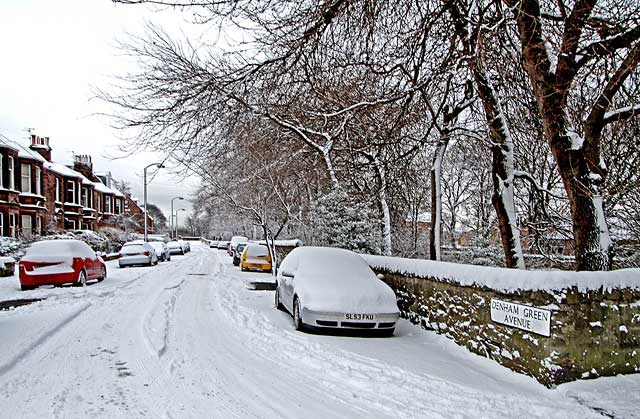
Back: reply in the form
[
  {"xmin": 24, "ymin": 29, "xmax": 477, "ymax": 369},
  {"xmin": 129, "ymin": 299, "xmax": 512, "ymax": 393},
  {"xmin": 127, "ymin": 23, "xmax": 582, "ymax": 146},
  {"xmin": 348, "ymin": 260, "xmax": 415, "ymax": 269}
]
[
  {"xmin": 178, "ymin": 240, "xmax": 191, "ymax": 253},
  {"xmin": 275, "ymin": 247, "xmax": 400, "ymax": 336},
  {"xmin": 148, "ymin": 241, "xmax": 171, "ymax": 262},
  {"xmin": 167, "ymin": 240, "xmax": 185, "ymax": 255},
  {"xmin": 228, "ymin": 235, "xmax": 248, "ymax": 256},
  {"xmin": 119, "ymin": 241, "xmax": 159, "ymax": 267}
]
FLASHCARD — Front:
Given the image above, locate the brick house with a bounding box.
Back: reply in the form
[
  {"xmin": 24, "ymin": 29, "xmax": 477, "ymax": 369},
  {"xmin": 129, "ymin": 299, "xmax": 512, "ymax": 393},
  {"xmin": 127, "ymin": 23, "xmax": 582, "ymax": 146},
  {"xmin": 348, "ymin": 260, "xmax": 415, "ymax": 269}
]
[{"xmin": 0, "ymin": 133, "xmax": 155, "ymax": 237}]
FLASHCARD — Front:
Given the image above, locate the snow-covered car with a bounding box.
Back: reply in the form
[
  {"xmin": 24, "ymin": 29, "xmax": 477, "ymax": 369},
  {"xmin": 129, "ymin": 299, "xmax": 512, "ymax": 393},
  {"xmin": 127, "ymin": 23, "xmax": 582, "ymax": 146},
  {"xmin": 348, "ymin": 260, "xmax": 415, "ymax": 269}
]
[
  {"xmin": 240, "ymin": 244, "xmax": 272, "ymax": 272},
  {"xmin": 19, "ymin": 239, "xmax": 106, "ymax": 291},
  {"xmin": 148, "ymin": 241, "xmax": 171, "ymax": 262},
  {"xmin": 232, "ymin": 242, "xmax": 248, "ymax": 266},
  {"xmin": 178, "ymin": 240, "xmax": 191, "ymax": 253},
  {"xmin": 275, "ymin": 247, "xmax": 400, "ymax": 336},
  {"xmin": 228, "ymin": 235, "xmax": 248, "ymax": 256},
  {"xmin": 167, "ymin": 240, "xmax": 185, "ymax": 255},
  {"xmin": 209, "ymin": 240, "xmax": 219, "ymax": 248},
  {"xmin": 118, "ymin": 242, "xmax": 158, "ymax": 267},
  {"xmin": 217, "ymin": 241, "xmax": 230, "ymax": 250}
]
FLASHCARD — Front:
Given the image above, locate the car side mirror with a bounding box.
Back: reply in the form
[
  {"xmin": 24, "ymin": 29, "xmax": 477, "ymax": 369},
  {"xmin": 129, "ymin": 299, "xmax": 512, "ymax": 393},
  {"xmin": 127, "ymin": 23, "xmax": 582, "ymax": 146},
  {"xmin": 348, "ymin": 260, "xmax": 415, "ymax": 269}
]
[{"xmin": 281, "ymin": 269, "xmax": 294, "ymax": 278}]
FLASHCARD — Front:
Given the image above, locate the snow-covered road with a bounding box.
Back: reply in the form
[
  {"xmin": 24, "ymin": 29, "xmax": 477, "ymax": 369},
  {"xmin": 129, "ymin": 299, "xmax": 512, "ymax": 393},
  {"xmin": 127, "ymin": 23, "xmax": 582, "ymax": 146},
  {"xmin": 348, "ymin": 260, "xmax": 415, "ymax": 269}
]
[{"xmin": 0, "ymin": 242, "xmax": 637, "ymax": 418}]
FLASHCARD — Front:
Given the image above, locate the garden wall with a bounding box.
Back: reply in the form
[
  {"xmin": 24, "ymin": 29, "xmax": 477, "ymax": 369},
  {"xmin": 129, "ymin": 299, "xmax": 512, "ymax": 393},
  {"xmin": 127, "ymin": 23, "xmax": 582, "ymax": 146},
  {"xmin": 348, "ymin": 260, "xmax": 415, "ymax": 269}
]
[{"xmin": 363, "ymin": 255, "xmax": 640, "ymax": 387}]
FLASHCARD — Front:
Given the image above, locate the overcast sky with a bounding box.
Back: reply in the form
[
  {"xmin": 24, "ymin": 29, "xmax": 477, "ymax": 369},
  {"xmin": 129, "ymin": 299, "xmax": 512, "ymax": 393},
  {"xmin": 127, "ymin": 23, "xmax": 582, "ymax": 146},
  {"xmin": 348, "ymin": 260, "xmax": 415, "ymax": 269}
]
[{"xmin": 0, "ymin": 0, "xmax": 209, "ymax": 226}]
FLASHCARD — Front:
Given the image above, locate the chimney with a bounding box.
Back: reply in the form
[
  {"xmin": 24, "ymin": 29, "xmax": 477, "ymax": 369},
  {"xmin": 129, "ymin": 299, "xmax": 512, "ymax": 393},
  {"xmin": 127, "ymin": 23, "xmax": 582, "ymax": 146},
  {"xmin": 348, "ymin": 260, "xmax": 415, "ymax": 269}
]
[
  {"xmin": 73, "ymin": 154, "xmax": 94, "ymax": 180},
  {"xmin": 29, "ymin": 134, "xmax": 52, "ymax": 161}
]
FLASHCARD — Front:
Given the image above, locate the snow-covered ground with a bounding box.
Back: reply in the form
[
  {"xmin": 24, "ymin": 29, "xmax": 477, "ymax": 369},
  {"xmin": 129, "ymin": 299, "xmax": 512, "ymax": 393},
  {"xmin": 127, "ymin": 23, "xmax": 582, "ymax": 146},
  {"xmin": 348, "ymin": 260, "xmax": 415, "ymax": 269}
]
[{"xmin": 0, "ymin": 242, "xmax": 637, "ymax": 418}]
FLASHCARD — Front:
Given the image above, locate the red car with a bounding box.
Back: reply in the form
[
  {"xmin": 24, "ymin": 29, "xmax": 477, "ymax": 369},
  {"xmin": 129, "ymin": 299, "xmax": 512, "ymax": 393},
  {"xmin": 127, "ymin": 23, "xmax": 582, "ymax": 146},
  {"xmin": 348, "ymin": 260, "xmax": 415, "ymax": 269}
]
[{"xmin": 19, "ymin": 239, "xmax": 107, "ymax": 291}]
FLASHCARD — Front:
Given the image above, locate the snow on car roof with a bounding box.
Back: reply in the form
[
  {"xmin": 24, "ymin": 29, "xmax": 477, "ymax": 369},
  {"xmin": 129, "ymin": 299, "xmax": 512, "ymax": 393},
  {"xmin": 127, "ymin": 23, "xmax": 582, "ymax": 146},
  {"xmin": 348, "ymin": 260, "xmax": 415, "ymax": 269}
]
[{"xmin": 23, "ymin": 239, "xmax": 94, "ymax": 260}]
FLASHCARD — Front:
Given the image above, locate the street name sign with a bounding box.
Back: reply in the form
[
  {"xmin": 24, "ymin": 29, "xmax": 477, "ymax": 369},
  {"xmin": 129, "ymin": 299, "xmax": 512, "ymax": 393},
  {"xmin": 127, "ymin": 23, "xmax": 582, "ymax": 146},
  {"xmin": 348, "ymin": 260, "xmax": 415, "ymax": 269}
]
[{"xmin": 490, "ymin": 299, "xmax": 551, "ymax": 337}]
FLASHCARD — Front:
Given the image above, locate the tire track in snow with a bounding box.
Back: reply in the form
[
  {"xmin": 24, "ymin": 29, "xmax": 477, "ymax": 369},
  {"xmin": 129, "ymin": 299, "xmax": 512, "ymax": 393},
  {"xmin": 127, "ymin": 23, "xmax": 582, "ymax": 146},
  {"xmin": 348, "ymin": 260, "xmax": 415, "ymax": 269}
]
[{"xmin": 0, "ymin": 302, "xmax": 91, "ymax": 378}]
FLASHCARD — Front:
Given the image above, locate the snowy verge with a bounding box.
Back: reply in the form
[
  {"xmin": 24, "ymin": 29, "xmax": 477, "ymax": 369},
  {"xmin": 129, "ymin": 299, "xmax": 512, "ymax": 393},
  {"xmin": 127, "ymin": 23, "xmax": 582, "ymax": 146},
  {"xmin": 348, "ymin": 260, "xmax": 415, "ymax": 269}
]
[{"xmin": 363, "ymin": 254, "xmax": 640, "ymax": 292}]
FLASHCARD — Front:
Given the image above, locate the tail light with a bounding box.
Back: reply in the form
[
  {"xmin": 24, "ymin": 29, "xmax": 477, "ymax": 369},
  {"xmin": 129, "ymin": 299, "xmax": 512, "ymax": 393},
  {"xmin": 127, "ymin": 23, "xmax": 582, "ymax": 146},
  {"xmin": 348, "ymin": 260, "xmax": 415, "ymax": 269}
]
[{"xmin": 143, "ymin": 251, "xmax": 150, "ymax": 256}]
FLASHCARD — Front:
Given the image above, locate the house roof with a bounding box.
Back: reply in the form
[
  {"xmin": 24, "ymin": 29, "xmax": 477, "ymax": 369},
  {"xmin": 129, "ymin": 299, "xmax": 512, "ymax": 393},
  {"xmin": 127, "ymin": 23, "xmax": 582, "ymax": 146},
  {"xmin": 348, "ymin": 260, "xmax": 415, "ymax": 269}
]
[
  {"xmin": 0, "ymin": 133, "xmax": 45, "ymax": 162},
  {"xmin": 44, "ymin": 161, "xmax": 84, "ymax": 179}
]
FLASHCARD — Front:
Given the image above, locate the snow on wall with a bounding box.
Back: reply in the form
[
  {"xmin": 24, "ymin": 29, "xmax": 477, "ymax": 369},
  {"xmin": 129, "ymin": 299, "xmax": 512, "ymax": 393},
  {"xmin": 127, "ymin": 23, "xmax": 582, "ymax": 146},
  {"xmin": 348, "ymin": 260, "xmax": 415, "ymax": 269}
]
[{"xmin": 362, "ymin": 254, "xmax": 640, "ymax": 292}]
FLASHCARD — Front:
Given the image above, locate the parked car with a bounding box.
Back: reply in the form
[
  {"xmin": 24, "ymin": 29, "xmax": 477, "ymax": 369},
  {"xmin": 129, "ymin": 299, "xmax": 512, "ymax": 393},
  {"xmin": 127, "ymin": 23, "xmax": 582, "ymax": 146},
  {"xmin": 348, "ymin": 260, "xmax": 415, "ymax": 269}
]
[
  {"xmin": 232, "ymin": 242, "xmax": 248, "ymax": 266},
  {"xmin": 209, "ymin": 240, "xmax": 219, "ymax": 248},
  {"xmin": 167, "ymin": 240, "xmax": 185, "ymax": 255},
  {"xmin": 217, "ymin": 241, "xmax": 230, "ymax": 250},
  {"xmin": 119, "ymin": 242, "xmax": 159, "ymax": 267},
  {"xmin": 19, "ymin": 239, "xmax": 106, "ymax": 291},
  {"xmin": 274, "ymin": 247, "xmax": 400, "ymax": 336},
  {"xmin": 148, "ymin": 241, "xmax": 171, "ymax": 262},
  {"xmin": 178, "ymin": 240, "xmax": 191, "ymax": 253},
  {"xmin": 228, "ymin": 236, "xmax": 249, "ymax": 256},
  {"xmin": 240, "ymin": 244, "xmax": 272, "ymax": 272}
]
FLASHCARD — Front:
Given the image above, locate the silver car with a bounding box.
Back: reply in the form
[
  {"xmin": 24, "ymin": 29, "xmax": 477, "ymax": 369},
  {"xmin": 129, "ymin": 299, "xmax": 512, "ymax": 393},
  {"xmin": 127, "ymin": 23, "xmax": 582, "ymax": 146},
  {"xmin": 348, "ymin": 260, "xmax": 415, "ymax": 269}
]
[
  {"xmin": 119, "ymin": 242, "xmax": 159, "ymax": 267},
  {"xmin": 275, "ymin": 247, "xmax": 400, "ymax": 336}
]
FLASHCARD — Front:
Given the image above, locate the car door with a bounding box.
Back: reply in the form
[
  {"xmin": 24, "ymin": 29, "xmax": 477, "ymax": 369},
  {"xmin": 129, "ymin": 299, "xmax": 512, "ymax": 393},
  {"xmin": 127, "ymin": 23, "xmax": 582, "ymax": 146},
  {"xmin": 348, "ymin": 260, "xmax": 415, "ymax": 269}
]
[{"xmin": 278, "ymin": 253, "xmax": 298, "ymax": 310}]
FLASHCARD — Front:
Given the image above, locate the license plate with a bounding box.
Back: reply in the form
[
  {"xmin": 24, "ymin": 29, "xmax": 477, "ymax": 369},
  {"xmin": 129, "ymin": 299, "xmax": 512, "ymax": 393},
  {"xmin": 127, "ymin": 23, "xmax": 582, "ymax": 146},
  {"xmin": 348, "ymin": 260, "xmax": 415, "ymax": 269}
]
[{"xmin": 345, "ymin": 313, "xmax": 375, "ymax": 321}]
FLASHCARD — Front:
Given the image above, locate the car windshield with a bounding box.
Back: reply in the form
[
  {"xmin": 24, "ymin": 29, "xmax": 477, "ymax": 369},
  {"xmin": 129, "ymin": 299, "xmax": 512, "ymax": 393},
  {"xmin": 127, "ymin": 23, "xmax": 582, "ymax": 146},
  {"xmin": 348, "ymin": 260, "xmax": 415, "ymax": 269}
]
[{"xmin": 236, "ymin": 243, "xmax": 247, "ymax": 252}]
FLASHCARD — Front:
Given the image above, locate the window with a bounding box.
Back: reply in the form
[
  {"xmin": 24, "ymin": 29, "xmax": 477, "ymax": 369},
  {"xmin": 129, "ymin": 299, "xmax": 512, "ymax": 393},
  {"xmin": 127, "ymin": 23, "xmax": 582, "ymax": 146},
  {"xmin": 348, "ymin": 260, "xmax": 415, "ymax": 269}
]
[
  {"xmin": 10, "ymin": 213, "xmax": 16, "ymax": 237},
  {"xmin": 0, "ymin": 213, "xmax": 3, "ymax": 236},
  {"xmin": 8, "ymin": 157, "xmax": 14, "ymax": 190},
  {"xmin": 67, "ymin": 219, "xmax": 76, "ymax": 230},
  {"xmin": 21, "ymin": 164, "xmax": 31, "ymax": 193},
  {"xmin": 115, "ymin": 198, "xmax": 122, "ymax": 214},
  {"xmin": 21, "ymin": 215, "xmax": 32, "ymax": 236},
  {"xmin": 97, "ymin": 195, "xmax": 101, "ymax": 212},
  {"xmin": 0, "ymin": 155, "xmax": 3, "ymax": 188},
  {"xmin": 36, "ymin": 217, "xmax": 42, "ymax": 235},
  {"xmin": 55, "ymin": 178, "xmax": 60, "ymax": 202},
  {"xmin": 82, "ymin": 188, "xmax": 88, "ymax": 208},
  {"xmin": 35, "ymin": 166, "xmax": 41, "ymax": 195},
  {"xmin": 105, "ymin": 195, "xmax": 112, "ymax": 213},
  {"xmin": 67, "ymin": 180, "xmax": 76, "ymax": 204}
]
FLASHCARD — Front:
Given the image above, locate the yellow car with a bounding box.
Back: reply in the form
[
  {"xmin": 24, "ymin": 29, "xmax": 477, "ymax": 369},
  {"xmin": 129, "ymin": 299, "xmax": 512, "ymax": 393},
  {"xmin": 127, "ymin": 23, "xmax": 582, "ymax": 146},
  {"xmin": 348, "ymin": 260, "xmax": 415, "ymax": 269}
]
[{"xmin": 240, "ymin": 244, "xmax": 272, "ymax": 273}]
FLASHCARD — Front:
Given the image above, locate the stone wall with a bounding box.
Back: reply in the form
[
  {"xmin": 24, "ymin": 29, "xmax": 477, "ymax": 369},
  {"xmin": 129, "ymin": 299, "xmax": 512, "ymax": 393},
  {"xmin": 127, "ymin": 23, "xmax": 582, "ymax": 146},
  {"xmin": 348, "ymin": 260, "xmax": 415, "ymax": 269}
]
[{"xmin": 374, "ymin": 270, "xmax": 640, "ymax": 387}]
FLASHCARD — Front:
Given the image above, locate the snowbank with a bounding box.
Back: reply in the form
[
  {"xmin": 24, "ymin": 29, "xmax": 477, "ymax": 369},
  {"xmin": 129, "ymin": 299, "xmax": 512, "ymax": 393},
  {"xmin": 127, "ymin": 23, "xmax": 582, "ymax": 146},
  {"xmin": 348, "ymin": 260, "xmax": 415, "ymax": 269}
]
[{"xmin": 363, "ymin": 254, "xmax": 640, "ymax": 292}]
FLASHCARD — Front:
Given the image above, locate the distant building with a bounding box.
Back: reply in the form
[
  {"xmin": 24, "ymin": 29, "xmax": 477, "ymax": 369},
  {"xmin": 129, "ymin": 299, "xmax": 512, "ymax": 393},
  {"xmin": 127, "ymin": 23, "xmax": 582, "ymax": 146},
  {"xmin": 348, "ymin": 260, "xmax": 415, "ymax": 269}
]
[{"xmin": 0, "ymin": 133, "xmax": 154, "ymax": 237}]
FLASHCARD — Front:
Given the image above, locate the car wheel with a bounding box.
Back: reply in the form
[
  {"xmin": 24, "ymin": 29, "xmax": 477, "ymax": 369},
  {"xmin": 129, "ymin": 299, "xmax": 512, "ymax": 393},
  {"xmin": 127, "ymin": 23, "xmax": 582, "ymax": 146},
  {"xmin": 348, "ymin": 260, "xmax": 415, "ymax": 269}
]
[
  {"xmin": 241, "ymin": 266, "xmax": 246, "ymax": 272},
  {"xmin": 97, "ymin": 266, "xmax": 107, "ymax": 282},
  {"xmin": 274, "ymin": 284, "xmax": 285, "ymax": 311},
  {"xmin": 20, "ymin": 284, "xmax": 35, "ymax": 291},
  {"xmin": 76, "ymin": 270, "xmax": 87, "ymax": 287},
  {"xmin": 293, "ymin": 297, "xmax": 304, "ymax": 331}
]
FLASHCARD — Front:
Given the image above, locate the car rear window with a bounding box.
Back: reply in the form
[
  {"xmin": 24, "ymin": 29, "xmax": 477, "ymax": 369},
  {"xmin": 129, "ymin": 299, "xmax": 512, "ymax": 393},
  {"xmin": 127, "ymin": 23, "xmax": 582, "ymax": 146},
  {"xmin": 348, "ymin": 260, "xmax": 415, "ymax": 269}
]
[
  {"xmin": 24, "ymin": 239, "xmax": 94, "ymax": 259},
  {"xmin": 121, "ymin": 245, "xmax": 146, "ymax": 254},
  {"xmin": 245, "ymin": 245, "xmax": 268, "ymax": 257}
]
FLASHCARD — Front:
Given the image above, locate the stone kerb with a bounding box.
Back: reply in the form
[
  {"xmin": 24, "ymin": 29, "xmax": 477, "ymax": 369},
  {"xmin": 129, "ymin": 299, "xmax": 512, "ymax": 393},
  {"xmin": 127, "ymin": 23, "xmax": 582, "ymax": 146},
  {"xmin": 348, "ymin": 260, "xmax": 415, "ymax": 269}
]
[{"xmin": 370, "ymin": 268, "xmax": 640, "ymax": 387}]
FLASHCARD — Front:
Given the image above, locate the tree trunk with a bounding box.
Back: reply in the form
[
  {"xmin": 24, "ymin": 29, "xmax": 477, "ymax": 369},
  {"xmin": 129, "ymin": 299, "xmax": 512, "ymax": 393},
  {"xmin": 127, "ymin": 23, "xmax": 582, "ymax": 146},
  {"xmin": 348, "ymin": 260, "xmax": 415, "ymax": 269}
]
[
  {"xmin": 429, "ymin": 124, "xmax": 450, "ymax": 261},
  {"xmin": 474, "ymin": 70, "xmax": 526, "ymax": 269},
  {"xmin": 542, "ymin": 113, "xmax": 613, "ymax": 270}
]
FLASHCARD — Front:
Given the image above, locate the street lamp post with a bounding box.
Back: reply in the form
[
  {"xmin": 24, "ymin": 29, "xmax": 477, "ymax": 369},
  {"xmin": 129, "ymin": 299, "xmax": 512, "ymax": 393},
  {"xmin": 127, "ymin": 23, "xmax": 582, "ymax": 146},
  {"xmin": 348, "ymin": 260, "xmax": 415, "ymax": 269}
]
[
  {"xmin": 170, "ymin": 196, "xmax": 184, "ymax": 240},
  {"xmin": 143, "ymin": 162, "xmax": 165, "ymax": 242},
  {"xmin": 175, "ymin": 208, "xmax": 186, "ymax": 239}
]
